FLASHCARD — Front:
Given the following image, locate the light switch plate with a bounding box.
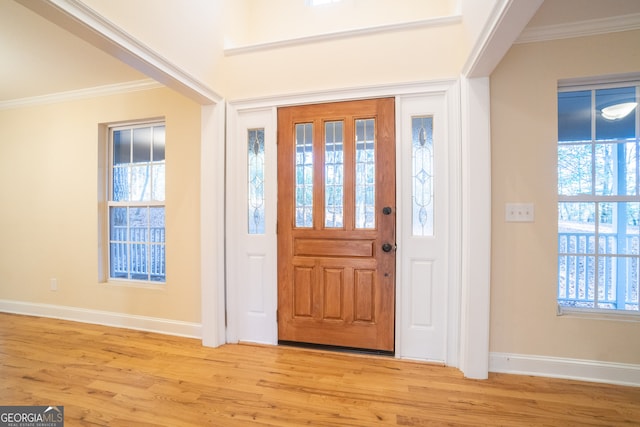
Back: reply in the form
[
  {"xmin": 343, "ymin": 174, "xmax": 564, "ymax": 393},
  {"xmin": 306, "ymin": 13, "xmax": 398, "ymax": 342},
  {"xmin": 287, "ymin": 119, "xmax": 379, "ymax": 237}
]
[{"xmin": 505, "ymin": 203, "xmax": 534, "ymax": 222}]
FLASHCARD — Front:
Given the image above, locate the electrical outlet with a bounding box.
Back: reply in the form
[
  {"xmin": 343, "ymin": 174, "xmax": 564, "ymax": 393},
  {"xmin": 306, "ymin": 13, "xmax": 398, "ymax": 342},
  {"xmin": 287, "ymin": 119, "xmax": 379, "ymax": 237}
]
[
  {"xmin": 50, "ymin": 278, "xmax": 57, "ymax": 291},
  {"xmin": 505, "ymin": 203, "xmax": 534, "ymax": 222}
]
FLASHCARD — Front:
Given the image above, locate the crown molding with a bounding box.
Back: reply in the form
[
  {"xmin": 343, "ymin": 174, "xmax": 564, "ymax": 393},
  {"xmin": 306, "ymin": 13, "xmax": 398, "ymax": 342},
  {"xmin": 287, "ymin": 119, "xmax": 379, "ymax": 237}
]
[
  {"xmin": 16, "ymin": 0, "xmax": 222, "ymax": 105},
  {"xmin": 224, "ymin": 15, "xmax": 462, "ymax": 56},
  {"xmin": 516, "ymin": 12, "xmax": 640, "ymax": 44},
  {"xmin": 0, "ymin": 79, "xmax": 162, "ymax": 110}
]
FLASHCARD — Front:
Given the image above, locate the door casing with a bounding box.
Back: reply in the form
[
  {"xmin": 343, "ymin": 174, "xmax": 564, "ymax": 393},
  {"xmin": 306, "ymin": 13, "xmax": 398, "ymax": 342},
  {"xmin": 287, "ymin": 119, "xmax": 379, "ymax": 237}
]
[{"xmin": 224, "ymin": 81, "xmax": 461, "ymax": 366}]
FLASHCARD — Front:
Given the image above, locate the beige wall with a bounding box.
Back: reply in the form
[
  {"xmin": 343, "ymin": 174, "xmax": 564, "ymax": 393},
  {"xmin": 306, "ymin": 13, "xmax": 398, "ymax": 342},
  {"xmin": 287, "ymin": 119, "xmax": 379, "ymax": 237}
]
[
  {"xmin": 220, "ymin": 1, "xmax": 465, "ymax": 100},
  {"xmin": 490, "ymin": 30, "xmax": 640, "ymax": 364},
  {"xmin": 0, "ymin": 87, "xmax": 202, "ymax": 323},
  {"xmin": 221, "ymin": 23, "xmax": 468, "ymax": 100},
  {"xmin": 0, "ymin": 0, "xmax": 469, "ymax": 331},
  {"xmin": 81, "ymin": 0, "xmax": 226, "ymax": 92},
  {"xmin": 80, "ymin": 0, "xmax": 467, "ymax": 101},
  {"xmin": 229, "ymin": 0, "xmax": 457, "ymax": 47}
]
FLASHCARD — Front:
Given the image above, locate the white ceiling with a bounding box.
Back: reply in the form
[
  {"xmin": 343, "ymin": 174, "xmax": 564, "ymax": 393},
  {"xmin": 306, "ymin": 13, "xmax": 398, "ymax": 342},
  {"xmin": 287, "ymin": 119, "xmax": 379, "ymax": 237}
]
[{"xmin": 1, "ymin": 0, "xmax": 639, "ymax": 103}]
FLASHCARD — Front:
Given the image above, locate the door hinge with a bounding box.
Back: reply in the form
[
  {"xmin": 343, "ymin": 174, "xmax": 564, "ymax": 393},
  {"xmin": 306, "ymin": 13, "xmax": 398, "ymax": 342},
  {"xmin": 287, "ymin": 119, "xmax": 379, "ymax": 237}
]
[{"xmin": 276, "ymin": 310, "xmax": 279, "ymax": 323}]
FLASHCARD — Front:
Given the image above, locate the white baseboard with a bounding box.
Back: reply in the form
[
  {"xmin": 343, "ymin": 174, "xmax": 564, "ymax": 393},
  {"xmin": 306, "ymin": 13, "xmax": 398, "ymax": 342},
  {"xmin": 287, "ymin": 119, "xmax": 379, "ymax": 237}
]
[
  {"xmin": 0, "ymin": 299, "xmax": 202, "ymax": 339},
  {"xmin": 490, "ymin": 352, "xmax": 640, "ymax": 387}
]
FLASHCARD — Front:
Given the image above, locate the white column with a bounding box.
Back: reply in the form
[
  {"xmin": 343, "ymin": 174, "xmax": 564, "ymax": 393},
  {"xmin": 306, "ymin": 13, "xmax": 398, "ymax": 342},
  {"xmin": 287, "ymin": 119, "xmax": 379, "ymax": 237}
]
[
  {"xmin": 459, "ymin": 76, "xmax": 491, "ymax": 379},
  {"xmin": 201, "ymin": 102, "xmax": 227, "ymax": 347}
]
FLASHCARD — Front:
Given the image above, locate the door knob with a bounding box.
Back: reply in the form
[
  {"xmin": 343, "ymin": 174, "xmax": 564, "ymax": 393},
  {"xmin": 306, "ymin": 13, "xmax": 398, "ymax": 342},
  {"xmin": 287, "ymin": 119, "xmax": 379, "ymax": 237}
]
[
  {"xmin": 382, "ymin": 206, "xmax": 393, "ymax": 215},
  {"xmin": 382, "ymin": 243, "xmax": 394, "ymax": 252}
]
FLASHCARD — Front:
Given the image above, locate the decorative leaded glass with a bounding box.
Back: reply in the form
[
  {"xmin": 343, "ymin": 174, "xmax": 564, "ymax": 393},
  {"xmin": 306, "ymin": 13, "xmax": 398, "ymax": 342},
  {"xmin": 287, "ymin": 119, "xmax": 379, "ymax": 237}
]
[
  {"xmin": 296, "ymin": 123, "xmax": 314, "ymax": 227},
  {"xmin": 248, "ymin": 128, "xmax": 265, "ymax": 234},
  {"xmin": 325, "ymin": 121, "xmax": 344, "ymax": 228},
  {"xmin": 355, "ymin": 119, "xmax": 375, "ymax": 229},
  {"xmin": 412, "ymin": 116, "xmax": 434, "ymax": 236}
]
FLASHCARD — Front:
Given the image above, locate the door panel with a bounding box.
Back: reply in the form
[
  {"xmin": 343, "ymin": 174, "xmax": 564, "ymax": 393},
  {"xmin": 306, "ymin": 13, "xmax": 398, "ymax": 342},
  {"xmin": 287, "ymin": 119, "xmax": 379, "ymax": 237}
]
[
  {"xmin": 277, "ymin": 98, "xmax": 396, "ymax": 352},
  {"xmin": 397, "ymin": 93, "xmax": 449, "ymax": 362}
]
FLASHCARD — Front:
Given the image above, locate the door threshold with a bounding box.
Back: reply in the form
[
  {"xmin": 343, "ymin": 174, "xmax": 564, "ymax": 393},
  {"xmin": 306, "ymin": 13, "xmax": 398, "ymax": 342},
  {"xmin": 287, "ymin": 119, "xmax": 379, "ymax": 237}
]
[{"xmin": 278, "ymin": 340, "xmax": 394, "ymax": 357}]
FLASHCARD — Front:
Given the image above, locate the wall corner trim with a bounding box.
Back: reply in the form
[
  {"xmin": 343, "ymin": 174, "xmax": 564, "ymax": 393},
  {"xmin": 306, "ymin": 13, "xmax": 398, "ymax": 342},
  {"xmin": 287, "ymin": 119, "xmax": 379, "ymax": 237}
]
[
  {"xmin": 490, "ymin": 352, "xmax": 640, "ymax": 387},
  {"xmin": 462, "ymin": 0, "xmax": 543, "ymax": 78},
  {"xmin": 0, "ymin": 79, "xmax": 162, "ymax": 110},
  {"xmin": 0, "ymin": 299, "xmax": 202, "ymax": 340}
]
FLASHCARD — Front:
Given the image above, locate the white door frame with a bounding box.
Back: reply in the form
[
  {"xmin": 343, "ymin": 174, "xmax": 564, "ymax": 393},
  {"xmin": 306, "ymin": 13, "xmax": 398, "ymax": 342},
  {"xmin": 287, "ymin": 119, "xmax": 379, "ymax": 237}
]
[
  {"xmin": 395, "ymin": 90, "xmax": 459, "ymax": 364},
  {"xmin": 223, "ymin": 79, "xmax": 463, "ymax": 367}
]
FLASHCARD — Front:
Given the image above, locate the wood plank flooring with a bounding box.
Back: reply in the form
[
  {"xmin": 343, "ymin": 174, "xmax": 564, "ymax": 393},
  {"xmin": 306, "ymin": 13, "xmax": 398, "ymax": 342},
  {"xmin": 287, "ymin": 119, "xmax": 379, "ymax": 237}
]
[{"xmin": 1, "ymin": 312, "xmax": 638, "ymax": 426}]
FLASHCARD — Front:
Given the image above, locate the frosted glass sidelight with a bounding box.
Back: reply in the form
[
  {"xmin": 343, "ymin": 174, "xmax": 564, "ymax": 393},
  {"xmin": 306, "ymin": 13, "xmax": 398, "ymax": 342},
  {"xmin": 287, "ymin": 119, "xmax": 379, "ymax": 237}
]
[
  {"xmin": 248, "ymin": 128, "xmax": 265, "ymax": 234},
  {"xmin": 296, "ymin": 123, "xmax": 314, "ymax": 227},
  {"xmin": 355, "ymin": 119, "xmax": 375, "ymax": 229},
  {"xmin": 325, "ymin": 121, "xmax": 344, "ymax": 228},
  {"xmin": 412, "ymin": 116, "xmax": 434, "ymax": 236}
]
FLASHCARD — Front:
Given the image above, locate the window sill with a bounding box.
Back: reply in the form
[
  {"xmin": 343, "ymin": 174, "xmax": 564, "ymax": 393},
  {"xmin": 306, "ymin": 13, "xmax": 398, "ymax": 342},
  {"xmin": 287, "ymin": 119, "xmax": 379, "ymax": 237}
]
[
  {"xmin": 557, "ymin": 305, "xmax": 640, "ymax": 322},
  {"xmin": 103, "ymin": 280, "xmax": 166, "ymax": 290}
]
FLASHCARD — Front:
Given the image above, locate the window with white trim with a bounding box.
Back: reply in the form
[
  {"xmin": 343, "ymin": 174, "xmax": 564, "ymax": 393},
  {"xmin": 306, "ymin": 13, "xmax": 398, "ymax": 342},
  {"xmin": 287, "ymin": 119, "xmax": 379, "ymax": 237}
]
[
  {"xmin": 557, "ymin": 77, "xmax": 639, "ymax": 313},
  {"xmin": 108, "ymin": 122, "xmax": 166, "ymax": 283}
]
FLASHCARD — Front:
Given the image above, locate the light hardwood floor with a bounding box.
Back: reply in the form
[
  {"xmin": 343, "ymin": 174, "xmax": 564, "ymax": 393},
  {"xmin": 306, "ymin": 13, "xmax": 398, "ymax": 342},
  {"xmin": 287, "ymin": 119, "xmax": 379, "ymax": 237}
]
[{"xmin": 1, "ymin": 312, "xmax": 638, "ymax": 426}]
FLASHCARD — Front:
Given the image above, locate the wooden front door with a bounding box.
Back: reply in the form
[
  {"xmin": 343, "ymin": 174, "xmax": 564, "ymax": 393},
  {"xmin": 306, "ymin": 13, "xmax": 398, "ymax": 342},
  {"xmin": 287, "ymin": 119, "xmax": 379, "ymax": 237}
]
[{"xmin": 277, "ymin": 98, "xmax": 396, "ymax": 352}]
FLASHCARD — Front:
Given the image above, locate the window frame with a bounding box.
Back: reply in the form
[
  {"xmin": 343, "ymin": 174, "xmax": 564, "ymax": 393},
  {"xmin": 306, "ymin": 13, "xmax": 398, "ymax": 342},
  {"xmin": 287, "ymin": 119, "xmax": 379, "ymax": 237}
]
[
  {"xmin": 557, "ymin": 75, "xmax": 640, "ymax": 318},
  {"xmin": 102, "ymin": 119, "xmax": 167, "ymax": 285}
]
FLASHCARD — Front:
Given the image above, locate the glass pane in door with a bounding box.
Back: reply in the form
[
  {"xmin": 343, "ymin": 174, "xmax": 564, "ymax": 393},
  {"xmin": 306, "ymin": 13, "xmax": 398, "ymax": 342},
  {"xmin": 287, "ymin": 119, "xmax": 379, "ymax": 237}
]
[
  {"xmin": 248, "ymin": 128, "xmax": 265, "ymax": 234},
  {"xmin": 296, "ymin": 123, "xmax": 314, "ymax": 227},
  {"xmin": 355, "ymin": 118, "xmax": 375, "ymax": 229},
  {"xmin": 325, "ymin": 121, "xmax": 344, "ymax": 228},
  {"xmin": 412, "ymin": 116, "xmax": 434, "ymax": 236}
]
